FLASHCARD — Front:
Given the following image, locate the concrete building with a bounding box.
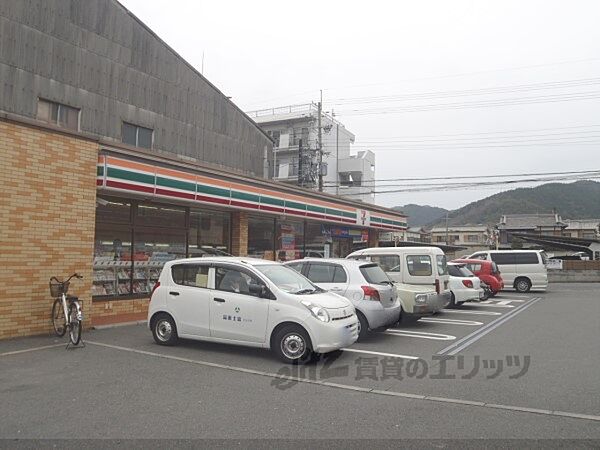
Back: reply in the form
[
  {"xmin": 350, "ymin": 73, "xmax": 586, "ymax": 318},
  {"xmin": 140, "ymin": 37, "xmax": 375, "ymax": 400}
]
[
  {"xmin": 430, "ymin": 225, "xmax": 491, "ymax": 253},
  {"xmin": 563, "ymin": 219, "xmax": 600, "ymax": 240},
  {"xmin": 496, "ymin": 214, "xmax": 567, "ymax": 247},
  {"xmin": 247, "ymin": 104, "xmax": 375, "ymax": 203},
  {"xmin": 0, "ymin": 0, "xmax": 407, "ymax": 339}
]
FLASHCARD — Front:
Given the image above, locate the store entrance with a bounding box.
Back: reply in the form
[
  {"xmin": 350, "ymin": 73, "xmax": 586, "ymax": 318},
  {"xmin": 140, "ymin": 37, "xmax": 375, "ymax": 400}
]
[{"xmin": 331, "ymin": 238, "xmax": 353, "ymax": 258}]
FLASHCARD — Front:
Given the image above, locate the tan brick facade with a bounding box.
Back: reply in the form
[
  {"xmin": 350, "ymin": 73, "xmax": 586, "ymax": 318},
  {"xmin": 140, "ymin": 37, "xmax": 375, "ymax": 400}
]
[
  {"xmin": 368, "ymin": 229, "xmax": 380, "ymax": 248},
  {"xmin": 0, "ymin": 120, "xmax": 98, "ymax": 339},
  {"xmin": 231, "ymin": 211, "xmax": 249, "ymax": 256},
  {"xmin": 91, "ymin": 298, "xmax": 150, "ymax": 327}
]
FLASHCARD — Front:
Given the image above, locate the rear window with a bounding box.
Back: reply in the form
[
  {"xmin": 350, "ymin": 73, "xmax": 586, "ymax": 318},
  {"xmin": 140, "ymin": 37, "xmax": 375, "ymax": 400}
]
[
  {"xmin": 466, "ymin": 263, "xmax": 482, "ymax": 273},
  {"xmin": 369, "ymin": 255, "xmax": 400, "ymax": 272},
  {"xmin": 171, "ymin": 264, "xmax": 210, "ymax": 288},
  {"xmin": 514, "ymin": 252, "xmax": 541, "ymax": 264},
  {"xmin": 286, "ymin": 262, "xmax": 304, "ymax": 273},
  {"xmin": 306, "ymin": 264, "xmax": 347, "ymax": 283},
  {"xmin": 448, "ymin": 265, "xmax": 473, "ymax": 277},
  {"xmin": 436, "ymin": 255, "xmax": 448, "ymax": 275},
  {"xmin": 406, "ymin": 255, "xmax": 432, "ymax": 276},
  {"xmin": 360, "ymin": 264, "xmax": 391, "ymax": 285}
]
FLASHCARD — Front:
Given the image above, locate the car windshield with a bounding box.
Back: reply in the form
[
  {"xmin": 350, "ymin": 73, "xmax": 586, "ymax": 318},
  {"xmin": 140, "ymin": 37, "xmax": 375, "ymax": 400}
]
[
  {"xmin": 359, "ymin": 264, "xmax": 392, "ymax": 285},
  {"xmin": 255, "ymin": 264, "xmax": 318, "ymax": 294},
  {"xmin": 436, "ymin": 255, "xmax": 448, "ymax": 275}
]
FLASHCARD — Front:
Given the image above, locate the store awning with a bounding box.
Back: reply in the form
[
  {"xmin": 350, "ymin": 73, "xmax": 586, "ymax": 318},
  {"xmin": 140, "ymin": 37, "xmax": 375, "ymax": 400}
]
[{"xmin": 96, "ymin": 152, "xmax": 407, "ymax": 232}]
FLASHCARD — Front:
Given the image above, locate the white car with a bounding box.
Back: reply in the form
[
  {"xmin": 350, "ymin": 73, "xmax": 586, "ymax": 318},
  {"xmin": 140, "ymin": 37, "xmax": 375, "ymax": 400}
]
[
  {"xmin": 447, "ymin": 262, "xmax": 485, "ymax": 307},
  {"xmin": 148, "ymin": 257, "xmax": 359, "ymax": 364},
  {"xmin": 467, "ymin": 250, "xmax": 548, "ymax": 293},
  {"xmin": 284, "ymin": 258, "xmax": 401, "ymax": 341}
]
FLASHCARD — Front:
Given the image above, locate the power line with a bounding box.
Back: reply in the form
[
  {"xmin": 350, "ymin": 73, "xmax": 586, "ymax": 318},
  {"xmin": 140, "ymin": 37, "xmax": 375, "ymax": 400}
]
[
  {"xmin": 338, "ymin": 174, "xmax": 600, "ymax": 195},
  {"xmin": 335, "ymin": 91, "xmax": 600, "ymax": 116},
  {"xmin": 329, "ymin": 77, "xmax": 600, "ymax": 105},
  {"xmin": 323, "ymin": 169, "xmax": 600, "ymax": 185},
  {"xmin": 350, "ymin": 139, "xmax": 600, "ymax": 152},
  {"xmin": 356, "ymin": 123, "xmax": 600, "ymax": 140}
]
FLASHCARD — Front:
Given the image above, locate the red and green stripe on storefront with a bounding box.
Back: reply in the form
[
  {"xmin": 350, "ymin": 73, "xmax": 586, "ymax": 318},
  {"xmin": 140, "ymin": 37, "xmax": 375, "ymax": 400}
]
[{"xmin": 96, "ymin": 155, "xmax": 407, "ymax": 231}]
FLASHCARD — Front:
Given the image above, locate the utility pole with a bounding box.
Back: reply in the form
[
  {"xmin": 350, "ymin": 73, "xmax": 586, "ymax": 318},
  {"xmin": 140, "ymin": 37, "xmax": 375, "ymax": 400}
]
[
  {"xmin": 445, "ymin": 212, "xmax": 449, "ymax": 245},
  {"xmin": 317, "ymin": 90, "xmax": 323, "ymax": 192},
  {"xmin": 336, "ymin": 121, "xmax": 339, "ymax": 196}
]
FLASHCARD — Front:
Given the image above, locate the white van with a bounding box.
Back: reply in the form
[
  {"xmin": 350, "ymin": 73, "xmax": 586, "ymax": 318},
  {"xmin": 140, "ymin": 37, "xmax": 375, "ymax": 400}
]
[
  {"xmin": 347, "ymin": 247, "xmax": 451, "ymax": 321},
  {"xmin": 467, "ymin": 250, "xmax": 548, "ymax": 293}
]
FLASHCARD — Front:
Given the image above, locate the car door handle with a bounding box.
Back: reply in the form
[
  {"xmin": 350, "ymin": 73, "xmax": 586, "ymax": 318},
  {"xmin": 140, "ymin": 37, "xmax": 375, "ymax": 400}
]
[
  {"xmin": 169, "ymin": 291, "xmax": 180, "ymax": 296},
  {"xmin": 213, "ymin": 297, "xmax": 225, "ymax": 303},
  {"xmin": 331, "ymin": 287, "xmax": 342, "ymax": 291}
]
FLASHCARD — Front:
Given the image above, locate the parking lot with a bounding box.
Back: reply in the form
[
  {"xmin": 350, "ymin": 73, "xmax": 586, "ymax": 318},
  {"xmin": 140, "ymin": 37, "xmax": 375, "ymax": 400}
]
[{"xmin": 1, "ymin": 283, "xmax": 599, "ymax": 442}]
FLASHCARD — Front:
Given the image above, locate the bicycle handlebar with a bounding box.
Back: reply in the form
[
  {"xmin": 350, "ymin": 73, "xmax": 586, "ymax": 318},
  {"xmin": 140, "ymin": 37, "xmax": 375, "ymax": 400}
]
[{"xmin": 50, "ymin": 273, "xmax": 83, "ymax": 283}]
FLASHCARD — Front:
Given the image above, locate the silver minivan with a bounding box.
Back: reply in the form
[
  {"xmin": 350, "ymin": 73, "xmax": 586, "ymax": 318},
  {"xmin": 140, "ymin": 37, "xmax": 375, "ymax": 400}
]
[{"xmin": 284, "ymin": 258, "xmax": 401, "ymax": 340}]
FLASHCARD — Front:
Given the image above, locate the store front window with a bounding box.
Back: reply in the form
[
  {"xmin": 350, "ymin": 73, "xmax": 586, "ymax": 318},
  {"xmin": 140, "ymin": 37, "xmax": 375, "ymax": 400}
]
[
  {"xmin": 276, "ymin": 220, "xmax": 304, "ymax": 262},
  {"xmin": 94, "ymin": 197, "xmax": 229, "ymax": 299},
  {"xmin": 93, "ymin": 223, "xmax": 132, "ymax": 297},
  {"xmin": 189, "ymin": 209, "xmax": 231, "ymax": 256},
  {"xmin": 248, "ymin": 216, "xmax": 275, "ymax": 260}
]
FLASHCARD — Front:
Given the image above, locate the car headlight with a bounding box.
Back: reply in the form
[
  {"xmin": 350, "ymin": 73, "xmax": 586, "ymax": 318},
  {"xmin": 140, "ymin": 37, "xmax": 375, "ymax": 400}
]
[
  {"xmin": 301, "ymin": 300, "xmax": 330, "ymax": 323},
  {"xmin": 415, "ymin": 294, "xmax": 428, "ymax": 304}
]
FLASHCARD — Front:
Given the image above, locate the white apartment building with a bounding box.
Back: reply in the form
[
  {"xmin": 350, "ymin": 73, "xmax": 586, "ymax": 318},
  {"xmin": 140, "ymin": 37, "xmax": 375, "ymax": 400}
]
[{"xmin": 247, "ymin": 103, "xmax": 375, "ymax": 203}]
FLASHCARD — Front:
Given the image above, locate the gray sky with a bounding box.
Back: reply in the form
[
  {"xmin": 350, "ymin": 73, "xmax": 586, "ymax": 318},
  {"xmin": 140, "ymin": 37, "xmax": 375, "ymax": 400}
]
[{"xmin": 120, "ymin": 0, "xmax": 600, "ymax": 210}]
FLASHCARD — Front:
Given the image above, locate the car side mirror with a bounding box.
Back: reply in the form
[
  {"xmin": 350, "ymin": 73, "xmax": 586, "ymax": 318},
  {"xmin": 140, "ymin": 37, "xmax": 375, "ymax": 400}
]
[{"xmin": 249, "ymin": 283, "xmax": 275, "ymax": 299}]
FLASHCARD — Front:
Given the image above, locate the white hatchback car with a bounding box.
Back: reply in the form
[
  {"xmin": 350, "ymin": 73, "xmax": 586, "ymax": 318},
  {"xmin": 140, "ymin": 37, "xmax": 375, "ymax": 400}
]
[
  {"xmin": 447, "ymin": 262, "xmax": 485, "ymax": 307},
  {"xmin": 284, "ymin": 258, "xmax": 401, "ymax": 341},
  {"xmin": 148, "ymin": 257, "xmax": 359, "ymax": 364}
]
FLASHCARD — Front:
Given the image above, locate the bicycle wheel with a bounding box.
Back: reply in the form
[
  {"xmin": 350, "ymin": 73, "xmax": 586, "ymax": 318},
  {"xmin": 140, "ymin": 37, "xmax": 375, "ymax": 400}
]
[
  {"xmin": 68, "ymin": 303, "xmax": 82, "ymax": 345},
  {"xmin": 51, "ymin": 298, "xmax": 67, "ymax": 337}
]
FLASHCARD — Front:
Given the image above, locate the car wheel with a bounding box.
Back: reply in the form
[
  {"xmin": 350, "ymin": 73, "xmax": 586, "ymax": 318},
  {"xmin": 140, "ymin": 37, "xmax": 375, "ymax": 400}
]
[
  {"xmin": 399, "ymin": 308, "xmax": 420, "ymax": 324},
  {"xmin": 449, "ymin": 292, "xmax": 457, "ymax": 308},
  {"xmin": 273, "ymin": 325, "xmax": 313, "ymax": 365},
  {"xmin": 514, "ymin": 278, "xmax": 531, "ymax": 293},
  {"xmin": 356, "ymin": 311, "xmax": 369, "ymax": 341},
  {"xmin": 480, "ymin": 288, "xmax": 490, "ymax": 301},
  {"xmin": 489, "ymin": 290, "xmax": 498, "ymax": 298},
  {"xmin": 152, "ymin": 313, "xmax": 179, "ymax": 346}
]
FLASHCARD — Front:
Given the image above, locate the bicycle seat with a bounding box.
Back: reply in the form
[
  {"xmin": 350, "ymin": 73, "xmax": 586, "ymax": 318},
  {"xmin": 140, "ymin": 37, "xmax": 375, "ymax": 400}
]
[{"xmin": 66, "ymin": 295, "xmax": 79, "ymax": 302}]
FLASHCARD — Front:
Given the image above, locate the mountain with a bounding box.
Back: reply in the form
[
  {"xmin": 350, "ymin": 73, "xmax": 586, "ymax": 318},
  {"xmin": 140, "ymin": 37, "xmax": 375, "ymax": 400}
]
[
  {"xmin": 393, "ymin": 204, "xmax": 448, "ymax": 227},
  {"xmin": 442, "ymin": 180, "xmax": 600, "ymax": 226}
]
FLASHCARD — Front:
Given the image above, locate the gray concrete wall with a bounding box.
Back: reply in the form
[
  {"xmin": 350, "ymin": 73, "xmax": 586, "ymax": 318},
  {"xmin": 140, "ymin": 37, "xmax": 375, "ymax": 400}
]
[
  {"xmin": 548, "ymin": 270, "xmax": 600, "ymax": 283},
  {"xmin": 0, "ymin": 0, "xmax": 272, "ymax": 176}
]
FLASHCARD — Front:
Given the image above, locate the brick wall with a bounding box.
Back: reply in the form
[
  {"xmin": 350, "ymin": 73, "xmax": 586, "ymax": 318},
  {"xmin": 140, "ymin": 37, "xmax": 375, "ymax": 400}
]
[
  {"xmin": 231, "ymin": 211, "xmax": 248, "ymax": 256},
  {"xmin": 0, "ymin": 120, "xmax": 98, "ymax": 339},
  {"xmin": 91, "ymin": 298, "xmax": 150, "ymax": 327},
  {"xmin": 368, "ymin": 229, "xmax": 379, "ymax": 248}
]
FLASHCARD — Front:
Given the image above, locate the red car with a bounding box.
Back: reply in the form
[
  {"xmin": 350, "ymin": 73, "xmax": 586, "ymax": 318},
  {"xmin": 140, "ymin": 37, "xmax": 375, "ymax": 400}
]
[{"xmin": 452, "ymin": 259, "xmax": 504, "ymax": 296}]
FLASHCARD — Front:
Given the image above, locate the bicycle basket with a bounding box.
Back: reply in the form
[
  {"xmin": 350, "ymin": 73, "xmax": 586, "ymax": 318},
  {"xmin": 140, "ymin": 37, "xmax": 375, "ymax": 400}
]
[{"xmin": 49, "ymin": 281, "xmax": 69, "ymax": 297}]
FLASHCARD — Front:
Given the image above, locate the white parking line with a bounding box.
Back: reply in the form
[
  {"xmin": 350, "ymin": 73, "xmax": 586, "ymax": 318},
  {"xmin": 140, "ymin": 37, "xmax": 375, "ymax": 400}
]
[
  {"xmin": 86, "ymin": 340, "xmax": 600, "ymax": 424},
  {"xmin": 0, "ymin": 343, "xmax": 65, "ymax": 357},
  {"xmin": 419, "ymin": 318, "xmax": 484, "ymax": 326},
  {"xmin": 474, "ymin": 301, "xmax": 515, "ymax": 308},
  {"xmin": 384, "ymin": 330, "xmax": 456, "ymax": 341},
  {"xmin": 495, "ymin": 298, "xmax": 526, "ymax": 302},
  {"xmin": 441, "ymin": 309, "xmax": 502, "ymax": 316},
  {"xmin": 341, "ymin": 348, "xmax": 419, "ymax": 360}
]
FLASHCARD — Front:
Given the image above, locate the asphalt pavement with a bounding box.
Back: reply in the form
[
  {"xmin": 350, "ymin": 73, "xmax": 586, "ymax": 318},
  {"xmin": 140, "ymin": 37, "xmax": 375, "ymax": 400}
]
[{"xmin": 1, "ymin": 283, "xmax": 599, "ymax": 444}]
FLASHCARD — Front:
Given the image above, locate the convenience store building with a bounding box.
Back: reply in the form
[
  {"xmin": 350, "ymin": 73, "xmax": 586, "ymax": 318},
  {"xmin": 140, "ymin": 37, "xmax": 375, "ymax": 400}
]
[
  {"xmin": 0, "ymin": 0, "xmax": 407, "ymax": 338},
  {"xmin": 0, "ymin": 117, "xmax": 407, "ymax": 338}
]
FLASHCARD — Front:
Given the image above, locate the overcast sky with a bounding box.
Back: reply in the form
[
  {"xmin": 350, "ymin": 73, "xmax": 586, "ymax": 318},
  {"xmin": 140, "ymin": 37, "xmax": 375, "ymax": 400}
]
[{"xmin": 120, "ymin": 0, "xmax": 600, "ymax": 210}]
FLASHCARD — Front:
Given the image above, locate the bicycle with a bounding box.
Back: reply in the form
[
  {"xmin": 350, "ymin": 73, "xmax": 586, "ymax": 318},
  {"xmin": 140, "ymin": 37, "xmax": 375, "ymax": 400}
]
[{"xmin": 50, "ymin": 273, "xmax": 84, "ymax": 346}]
